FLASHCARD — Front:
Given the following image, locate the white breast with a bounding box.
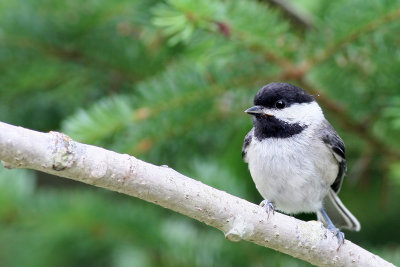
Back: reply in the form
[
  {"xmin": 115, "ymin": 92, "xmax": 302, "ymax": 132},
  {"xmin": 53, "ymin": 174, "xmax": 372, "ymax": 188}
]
[{"xmin": 246, "ymin": 128, "xmax": 338, "ymax": 214}]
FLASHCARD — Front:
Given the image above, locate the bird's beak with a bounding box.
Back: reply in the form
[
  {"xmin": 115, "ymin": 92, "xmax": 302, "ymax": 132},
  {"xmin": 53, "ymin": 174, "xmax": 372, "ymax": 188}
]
[{"xmin": 245, "ymin": 106, "xmax": 273, "ymax": 117}]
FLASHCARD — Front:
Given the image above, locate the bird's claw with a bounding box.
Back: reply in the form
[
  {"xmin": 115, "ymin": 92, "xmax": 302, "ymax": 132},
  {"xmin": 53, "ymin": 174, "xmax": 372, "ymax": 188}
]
[
  {"xmin": 328, "ymin": 225, "xmax": 345, "ymax": 249},
  {"xmin": 260, "ymin": 200, "xmax": 275, "ymax": 219}
]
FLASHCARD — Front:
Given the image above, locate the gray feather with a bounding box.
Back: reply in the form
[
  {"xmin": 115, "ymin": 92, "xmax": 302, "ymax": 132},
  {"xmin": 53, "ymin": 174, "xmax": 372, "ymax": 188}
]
[
  {"xmin": 318, "ymin": 190, "xmax": 361, "ymax": 231},
  {"xmin": 317, "ymin": 120, "xmax": 360, "ymax": 230},
  {"xmin": 242, "ymin": 128, "xmax": 253, "ymax": 162},
  {"xmin": 319, "ymin": 120, "xmax": 346, "ymax": 193}
]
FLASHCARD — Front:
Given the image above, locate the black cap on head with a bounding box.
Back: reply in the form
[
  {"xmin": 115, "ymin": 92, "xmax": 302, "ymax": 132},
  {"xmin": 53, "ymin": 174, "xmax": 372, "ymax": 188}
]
[{"xmin": 254, "ymin": 83, "xmax": 314, "ymax": 108}]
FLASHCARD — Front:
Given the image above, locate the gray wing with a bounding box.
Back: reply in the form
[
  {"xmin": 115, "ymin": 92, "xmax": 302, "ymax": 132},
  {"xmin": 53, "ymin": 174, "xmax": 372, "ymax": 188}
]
[
  {"xmin": 320, "ymin": 120, "xmax": 347, "ymax": 193},
  {"xmin": 242, "ymin": 128, "xmax": 254, "ymax": 163}
]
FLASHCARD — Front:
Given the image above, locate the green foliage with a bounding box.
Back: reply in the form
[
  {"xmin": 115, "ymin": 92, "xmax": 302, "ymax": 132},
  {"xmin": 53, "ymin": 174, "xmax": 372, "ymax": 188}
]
[
  {"xmin": 1, "ymin": 0, "xmax": 400, "ymax": 265},
  {"xmin": 0, "ymin": 167, "xmax": 315, "ymax": 267},
  {"xmin": 0, "ymin": 0, "xmax": 173, "ymax": 131},
  {"xmin": 152, "ymin": 0, "xmax": 225, "ymax": 45},
  {"xmin": 62, "ymin": 96, "xmax": 133, "ymax": 145}
]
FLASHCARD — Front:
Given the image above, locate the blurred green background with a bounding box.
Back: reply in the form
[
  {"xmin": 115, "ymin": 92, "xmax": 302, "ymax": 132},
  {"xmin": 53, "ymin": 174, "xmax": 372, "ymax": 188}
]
[{"xmin": 1, "ymin": 0, "xmax": 400, "ymax": 266}]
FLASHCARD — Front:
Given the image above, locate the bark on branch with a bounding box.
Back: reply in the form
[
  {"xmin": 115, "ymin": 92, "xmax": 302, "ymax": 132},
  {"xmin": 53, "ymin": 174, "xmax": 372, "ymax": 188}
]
[{"xmin": 0, "ymin": 121, "xmax": 394, "ymax": 267}]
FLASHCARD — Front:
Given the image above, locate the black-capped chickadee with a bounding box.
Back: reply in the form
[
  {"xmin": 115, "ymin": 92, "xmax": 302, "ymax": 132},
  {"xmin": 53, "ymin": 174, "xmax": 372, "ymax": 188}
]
[{"xmin": 242, "ymin": 83, "xmax": 360, "ymax": 244}]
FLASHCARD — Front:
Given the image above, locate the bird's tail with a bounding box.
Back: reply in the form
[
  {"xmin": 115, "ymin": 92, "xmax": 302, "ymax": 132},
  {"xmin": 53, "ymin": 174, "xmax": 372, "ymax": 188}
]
[{"xmin": 317, "ymin": 189, "xmax": 361, "ymax": 231}]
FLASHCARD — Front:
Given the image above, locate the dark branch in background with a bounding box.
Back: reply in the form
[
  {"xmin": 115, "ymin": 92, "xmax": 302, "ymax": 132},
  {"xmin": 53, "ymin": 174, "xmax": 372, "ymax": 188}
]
[
  {"xmin": 266, "ymin": 8, "xmax": 400, "ymax": 161},
  {"xmin": 268, "ymin": 59, "xmax": 400, "ymax": 160},
  {"xmin": 297, "ymin": 79, "xmax": 400, "ymax": 160}
]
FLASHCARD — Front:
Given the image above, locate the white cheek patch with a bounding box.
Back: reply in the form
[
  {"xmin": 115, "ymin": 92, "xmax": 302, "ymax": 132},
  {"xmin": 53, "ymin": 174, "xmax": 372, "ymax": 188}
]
[{"xmin": 269, "ymin": 102, "xmax": 324, "ymax": 126}]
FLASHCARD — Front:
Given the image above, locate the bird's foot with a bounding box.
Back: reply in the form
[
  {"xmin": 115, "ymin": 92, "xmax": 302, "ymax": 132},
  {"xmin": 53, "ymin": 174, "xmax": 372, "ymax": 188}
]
[
  {"xmin": 260, "ymin": 200, "xmax": 275, "ymax": 219},
  {"xmin": 328, "ymin": 225, "xmax": 345, "ymax": 249}
]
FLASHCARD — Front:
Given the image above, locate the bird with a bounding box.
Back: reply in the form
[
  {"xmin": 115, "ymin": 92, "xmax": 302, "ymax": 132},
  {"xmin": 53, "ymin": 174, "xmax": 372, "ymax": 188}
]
[{"xmin": 242, "ymin": 82, "xmax": 360, "ymax": 245}]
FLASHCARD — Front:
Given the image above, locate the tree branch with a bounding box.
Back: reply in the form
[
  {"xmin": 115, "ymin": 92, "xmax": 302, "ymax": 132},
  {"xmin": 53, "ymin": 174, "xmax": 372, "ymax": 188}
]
[{"xmin": 0, "ymin": 121, "xmax": 394, "ymax": 267}]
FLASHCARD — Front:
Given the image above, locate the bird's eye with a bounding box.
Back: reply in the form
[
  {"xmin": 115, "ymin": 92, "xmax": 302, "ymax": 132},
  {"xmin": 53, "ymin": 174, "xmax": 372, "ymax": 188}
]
[{"xmin": 275, "ymin": 100, "xmax": 286, "ymax": 109}]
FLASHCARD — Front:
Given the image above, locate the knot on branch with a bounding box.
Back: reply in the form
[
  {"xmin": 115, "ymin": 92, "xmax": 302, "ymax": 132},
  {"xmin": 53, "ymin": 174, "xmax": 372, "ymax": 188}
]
[
  {"xmin": 296, "ymin": 221, "xmax": 326, "ymax": 248},
  {"xmin": 224, "ymin": 215, "xmax": 254, "ymax": 242},
  {"xmin": 50, "ymin": 131, "xmax": 77, "ymax": 171}
]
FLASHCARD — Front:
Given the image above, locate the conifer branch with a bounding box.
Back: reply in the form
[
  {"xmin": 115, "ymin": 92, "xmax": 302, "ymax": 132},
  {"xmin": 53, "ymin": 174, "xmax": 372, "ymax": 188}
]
[
  {"xmin": 0, "ymin": 121, "xmax": 395, "ymax": 267},
  {"xmin": 307, "ymin": 8, "xmax": 400, "ymax": 69},
  {"xmin": 264, "ymin": 0, "xmax": 313, "ymax": 31},
  {"xmin": 6, "ymin": 36, "xmax": 140, "ymax": 83}
]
